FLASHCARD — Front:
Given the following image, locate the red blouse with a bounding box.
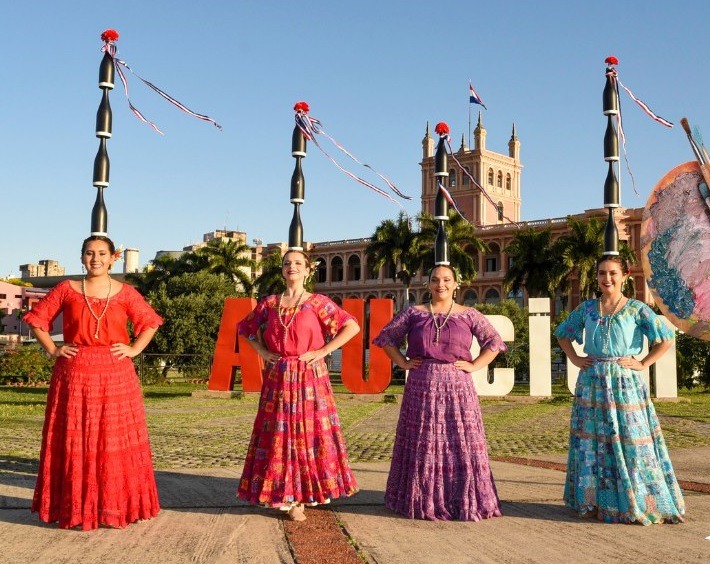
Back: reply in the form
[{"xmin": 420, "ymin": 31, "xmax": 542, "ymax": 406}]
[
  {"xmin": 23, "ymin": 279, "xmax": 163, "ymax": 346},
  {"xmin": 238, "ymin": 294, "xmax": 355, "ymax": 356}
]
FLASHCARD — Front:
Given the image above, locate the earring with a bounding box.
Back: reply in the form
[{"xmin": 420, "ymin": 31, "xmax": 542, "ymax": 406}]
[{"xmin": 81, "ymin": 265, "xmax": 85, "ymax": 274}]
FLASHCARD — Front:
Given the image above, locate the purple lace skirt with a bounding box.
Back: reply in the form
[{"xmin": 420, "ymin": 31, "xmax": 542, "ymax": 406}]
[{"xmin": 385, "ymin": 361, "xmax": 502, "ymax": 521}]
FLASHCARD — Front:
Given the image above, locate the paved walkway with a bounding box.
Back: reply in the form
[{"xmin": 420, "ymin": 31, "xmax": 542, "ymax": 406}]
[{"xmin": 1, "ymin": 397, "xmax": 709, "ymax": 563}]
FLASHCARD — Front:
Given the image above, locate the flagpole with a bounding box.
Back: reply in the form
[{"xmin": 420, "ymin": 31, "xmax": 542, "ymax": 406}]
[{"xmin": 468, "ymin": 98, "xmax": 471, "ymax": 149}]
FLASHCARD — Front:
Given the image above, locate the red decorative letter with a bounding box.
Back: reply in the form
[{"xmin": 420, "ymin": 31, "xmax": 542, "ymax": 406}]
[
  {"xmin": 341, "ymin": 298, "xmax": 393, "ymax": 393},
  {"xmin": 208, "ymin": 297, "xmax": 264, "ymax": 392}
]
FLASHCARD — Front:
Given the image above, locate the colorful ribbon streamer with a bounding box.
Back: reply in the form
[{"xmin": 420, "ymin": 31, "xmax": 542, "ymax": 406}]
[
  {"xmin": 102, "ymin": 32, "xmax": 222, "ymax": 135},
  {"xmin": 606, "ymin": 60, "xmax": 673, "ymax": 195},
  {"xmin": 442, "ymin": 135, "xmax": 520, "ymax": 227},
  {"xmin": 294, "ymin": 102, "xmax": 411, "ymax": 207}
]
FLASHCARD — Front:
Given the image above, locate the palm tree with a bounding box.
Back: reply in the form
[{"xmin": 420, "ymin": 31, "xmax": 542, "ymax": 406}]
[
  {"xmin": 253, "ymin": 251, "xmax": 286, "ymax": 298},
  {"xmin": 126, "ymin": 251, "xmax": 209, "ymax": 295},
  {"xmin": 198, "ymin": 239, "xmax": 255, "ymax": 296},
  {"xmin": 503, "ymin": 227, "xmax": 563, "ymax": 298},
  {"xmin": 557, "ymin": 216, "xmax": 636, "ymax": 301},
  {"xmin": 417, "ymin": 211, "xmax": 488, "ymax": 282},
  {"xmin": 365, "ymin": 212, "xmax": 424, "ymax": 309}
]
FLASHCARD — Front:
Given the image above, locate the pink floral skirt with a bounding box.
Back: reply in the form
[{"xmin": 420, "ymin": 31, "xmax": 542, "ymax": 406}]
[{"xmin": 237, "ymin": 357, "xmax": 358, "ymax": 507}]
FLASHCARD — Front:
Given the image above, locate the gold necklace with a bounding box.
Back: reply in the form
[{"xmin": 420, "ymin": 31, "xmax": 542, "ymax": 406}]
[
  {"xmin": 598, "ymin": 294, "xmax": 623, "ymax": 354},
  {"xmin": 82, "ymin": 277, "xmax": 112, "ymax": 339},
  {"xmin": 428, "ymin": 300, "xmax": 454, "ymax": 343}
]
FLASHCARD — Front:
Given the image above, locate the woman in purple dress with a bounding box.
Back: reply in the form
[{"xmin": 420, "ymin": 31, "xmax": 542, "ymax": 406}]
[{"xmin": 373, "ymin": 265, "xmax": 506, "ymax": 520}]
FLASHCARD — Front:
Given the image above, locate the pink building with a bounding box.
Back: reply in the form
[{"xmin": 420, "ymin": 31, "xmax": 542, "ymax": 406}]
[{"xmin": 0, "ymin": 281, "xmax": 53, "ymax": 343}]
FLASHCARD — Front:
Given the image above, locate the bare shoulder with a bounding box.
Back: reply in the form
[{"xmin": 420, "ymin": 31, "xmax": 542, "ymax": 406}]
[
  {"xmin": 452, "ymin": 303, "xmax": 471, "ymax": 314},
  {"xmin": 412, "ymin": 305, "xmax": 428, "ymax": 312}
]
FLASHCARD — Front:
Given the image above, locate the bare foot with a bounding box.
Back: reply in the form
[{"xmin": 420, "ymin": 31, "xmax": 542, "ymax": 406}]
[{"xmin": 287, "ymin": 504, "xmax": 306, "ymax": 522}]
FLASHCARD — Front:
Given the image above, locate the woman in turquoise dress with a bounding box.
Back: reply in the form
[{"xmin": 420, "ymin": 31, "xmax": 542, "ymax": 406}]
[{"xmin": 555, "ymin": 255, "xmax": 684, "ymax": 524}]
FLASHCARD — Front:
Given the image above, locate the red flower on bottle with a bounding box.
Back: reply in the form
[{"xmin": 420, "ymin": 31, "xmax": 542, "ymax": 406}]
[
  {"xmin": 101, "ymin": 29, "xmax": 120, "ymax": 43},
  {"xmin": 605, "ymin": 55, "xmax": 619, "ymax": 65},
  {"xmin": 294, "ymin": 101, "xmax": 310, "ymax": 114},
  {"xmin": 435, "ymin": 122, "xmax": 450, "ymax": 136}
]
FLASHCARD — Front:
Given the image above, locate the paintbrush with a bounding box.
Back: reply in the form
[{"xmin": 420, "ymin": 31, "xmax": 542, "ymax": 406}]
[{"xmin": 680, "ymin": 117, "xmax": 710, "ymax": 211}]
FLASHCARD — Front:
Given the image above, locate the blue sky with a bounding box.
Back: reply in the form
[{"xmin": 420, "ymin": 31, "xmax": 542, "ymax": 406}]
[{"xmin": 2, "ymin": 1, "xmax": 708, "ymax": 277}]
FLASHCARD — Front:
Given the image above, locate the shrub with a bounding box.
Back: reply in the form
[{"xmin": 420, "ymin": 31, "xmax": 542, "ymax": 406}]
[{"xmin": 0, "ymin": 344, "xmax": 54, "ymax": 384}]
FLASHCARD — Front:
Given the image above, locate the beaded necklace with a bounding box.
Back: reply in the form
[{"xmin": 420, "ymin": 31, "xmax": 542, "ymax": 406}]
[
  {"xmin": 428, "ymin": 300, "xmax": 454, "ymax": 343},
  {"xmin": 597, "ymin": 294, "xmax": 623, "ymax": 354},
  {"xmin": 278, "ymin": 290, "xmax": 305, "ymax": 343},
  {"xmin": 82, "ymin": 276, "xmax": 112, "ymax": 339}
]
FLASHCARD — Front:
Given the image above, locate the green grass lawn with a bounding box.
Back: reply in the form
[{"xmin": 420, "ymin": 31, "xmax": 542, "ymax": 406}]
[{"xmin": 2, "ymin": 383, "xmax": 709, "ymax": 471}]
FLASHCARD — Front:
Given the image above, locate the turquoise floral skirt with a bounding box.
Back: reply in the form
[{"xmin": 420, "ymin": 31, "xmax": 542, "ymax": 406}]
[{"xmin": 565, "ymin": 359, "xmax": 684, "ymax": 524}]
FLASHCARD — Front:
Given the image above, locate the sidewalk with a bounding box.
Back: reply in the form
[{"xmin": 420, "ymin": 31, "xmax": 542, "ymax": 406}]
[{"xmin": 1, "ymin": 452, "xmax": 709, "ymax": 563}]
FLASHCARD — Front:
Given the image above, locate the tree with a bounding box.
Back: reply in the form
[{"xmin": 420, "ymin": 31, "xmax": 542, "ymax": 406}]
[
  {"xmin": 253, "ymin": 251, "xmax": 286, "ymax": 298},
  {"xmin": 503, "ymin": 227, "xmax": 564, "ymax": 299},
  {"xmin": 475, "ymin": 299, "xmax": 530, "ymax": 379},
  {"xmin": 198, "ymin": 239, "xmax": 255, "ymax": 296},
  {"xmin": 417, "ymin": 211, "xmax": 488, "ymax": 282},
  {"xmin": 676, "ymin": 332, "xmax": 710, "ymax": 389},
  {"xmin": 126, "ymin": 251, "xmax": 209, "ymax": 295},
  {"xmin": 556, "ymin": 216, "xmax": 636, "ymax": 301},
  {"xmin": 0, "ymin": 278, "xmax": 33, "ymax": 287},
  {"xmin": 365, "ymin": 212, "xmax": 425, "ymax": 309},
  {"xmin": 144, "ymin": 272, "xmax": 240, "ymax": 381}
]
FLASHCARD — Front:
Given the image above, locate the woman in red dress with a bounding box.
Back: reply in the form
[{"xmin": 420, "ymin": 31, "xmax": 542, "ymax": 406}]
[
  {"xmin": 24, "ymin": 236, "xmax": 163, "ymax": 530},
  {"xmin": 237, "ymin": 250, "xmax": 360, "ymax": 521}
]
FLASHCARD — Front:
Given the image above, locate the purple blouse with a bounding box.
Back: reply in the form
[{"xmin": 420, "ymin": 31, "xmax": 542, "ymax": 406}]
[{"xmin": 372, "ymin": 307, "xmax": 507, "ymax": 363}]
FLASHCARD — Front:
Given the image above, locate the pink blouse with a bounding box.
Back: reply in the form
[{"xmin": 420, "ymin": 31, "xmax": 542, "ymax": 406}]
[{"xmin": 238, "ymin": 294, "xmax": 355, "ymax": 356}]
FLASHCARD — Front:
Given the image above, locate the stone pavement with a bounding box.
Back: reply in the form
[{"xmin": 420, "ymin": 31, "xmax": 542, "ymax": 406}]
[
  {"xmin": 1, "ymin": 456, "xmax": 709, "ymax": 564},
  {"xmin": 1, "ymin": 396, "xmax": 709, "ymax": 563}
]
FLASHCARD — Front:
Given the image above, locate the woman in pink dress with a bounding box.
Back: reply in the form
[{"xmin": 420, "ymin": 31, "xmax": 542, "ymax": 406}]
[
  {"xmin": 24, "ymin": 236, "xmax": 163, "ymax": 530},
  {"xmin": 373, "ymin": 265, "xmax": 505, "ymax": 520},
  {"xmin": 237, "ymin": 250, "xmax": 360, "ymax": 521}
]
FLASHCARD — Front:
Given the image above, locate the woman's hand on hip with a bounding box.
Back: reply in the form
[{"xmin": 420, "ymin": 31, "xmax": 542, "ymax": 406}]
[
  {"xmin": 617, "ymin": 356, "xmax": 644, "ymax": 371},
  {"xmin": 453, "ymin": 360, "xmax": 478, "ymax": 373},
  {"xmin": 111, "ymin": 343, "xmax": 139, "ymax": 359},
  {"xmin": 51, "ymin": 344, "xmax": 78, "ymax": 358},
  {"xmin": 399, "ymin": 357, "xmax": 422, "ymax": 370},
  {"xmin": 571, "ymin": 354, "xmax": 594, "ymax": 369},
  {"xmin": 299, "ymin": 348, "xmax": 329, "ymax": 365}
]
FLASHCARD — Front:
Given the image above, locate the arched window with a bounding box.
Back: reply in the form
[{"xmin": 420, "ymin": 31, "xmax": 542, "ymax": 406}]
[
  {"xmin": 331, "ymin": 256, "xmax": 344, "ymax": 282},
  {"xmin": 384, "ymin": 293, "xmax": 397, "ymax": 309},
  {"xmin": 347, "ymin": 254, "xmax": 361, "ymax": 281},
  {"xmin": 497, "ymin": 202, "xmax": 504, "ymax": 221},
  {"xmin": 462, "ymin": 167, "xmax": 470, "ymax": 185},
  {"xmin": 449, "ymin": 169, "xmax": 457, "ymax": 188},
  {"xmin": 385, "ymin": 261, "xmax": 397, "ymax": 279},
  {"xmin": 366, "ymin": 255, "xmax": 379, "ymax": 279},
  {"xmin": 487, "ymin": 168, "xmax": 494, "ymax": 185},
  {"xmin": 485, "ymin": 243, "xmax": 500, "ymax": 273},
  {"xmin": 331, "ymin": 295, "xmax": 343, "ymax": 306},
  {"xmin": 408, "ymin": 292, "xmax": 416, "ymax": 307},
  {"xmin": 422, "ymin": 291, "xmax": 432, "ymax": 304},
  {"xmin": 506, "ymin": 174, "xmax": 512, "ymax": 191},
  {"xmin": 497, "ymin": 171, "xmax": 503, "ymax": 188},
  {"xmin": 484, "ymin": 288, "xmax": 500, "ymax": 304},
  {"xmin": 463, "ymin": 289, "xmax": 478, "ymax": 306},
  {"xmin": 315, "ymin": 256, "xmax": 327, "ymax": 283}
]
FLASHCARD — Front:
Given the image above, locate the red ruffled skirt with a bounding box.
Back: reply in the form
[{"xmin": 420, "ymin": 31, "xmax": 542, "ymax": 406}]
[
  {"xmin": 33, "ymin": 346, "xmax": 160, "ymax": 530},
  {"xmin": 237, "ymin": 357, "xmax": 358, "ymax": 507}
]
